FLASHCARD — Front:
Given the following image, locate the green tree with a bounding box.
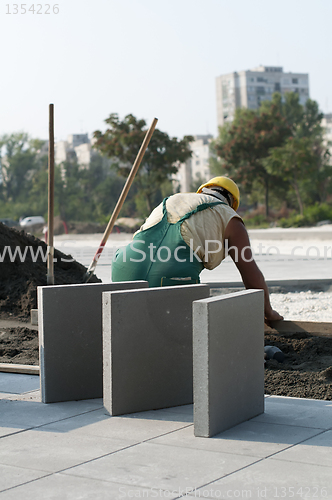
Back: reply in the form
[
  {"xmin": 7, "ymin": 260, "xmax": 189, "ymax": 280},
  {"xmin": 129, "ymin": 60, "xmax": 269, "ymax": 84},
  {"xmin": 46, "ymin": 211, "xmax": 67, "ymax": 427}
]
[
  {"xmin": 212, "ymin": 104, "xmax": 291, "ymax": 215},
  {"xmin": 265, "ymin": 137, "xmax": 319, "ymax": 215},
  {"xmin": 213, "ymin": 92, "xmax": 331, "ymax": 216},
  {"xmin": 264, "ymin": 95, "xmax": 331, "ymax": 214},
  {"xmin": 0, "ymin": 133, "xmax": 38, "ymax": 203},
  {"xmin": 93, "ymin": 113, "xmax": 193, "ymax": 215},
  {"xmin": 52, "ymin": 154, "xmax": 130, "ymax": 223}
]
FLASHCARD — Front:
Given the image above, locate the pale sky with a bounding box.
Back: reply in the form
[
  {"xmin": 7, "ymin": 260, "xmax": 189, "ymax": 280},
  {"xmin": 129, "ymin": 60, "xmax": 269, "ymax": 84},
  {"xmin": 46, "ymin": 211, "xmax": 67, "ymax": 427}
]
[{"xmin": 1, "ymin": 0, "xmax": 331, "ymax": 142}]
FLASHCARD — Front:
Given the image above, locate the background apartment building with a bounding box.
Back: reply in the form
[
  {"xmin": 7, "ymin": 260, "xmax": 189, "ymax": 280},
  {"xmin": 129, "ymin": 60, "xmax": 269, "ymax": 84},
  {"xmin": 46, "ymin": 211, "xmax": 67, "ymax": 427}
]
[
  {"xmin": 216, "ymin": 66, "xmax": 310, "ymax": 127},
  {"xmin": 55, "ymin": 134, "xmax": 92, "ymax": 169},
  {"xmin": 174, "ymin": 135, "xmax": 212, "ymax": 193}
]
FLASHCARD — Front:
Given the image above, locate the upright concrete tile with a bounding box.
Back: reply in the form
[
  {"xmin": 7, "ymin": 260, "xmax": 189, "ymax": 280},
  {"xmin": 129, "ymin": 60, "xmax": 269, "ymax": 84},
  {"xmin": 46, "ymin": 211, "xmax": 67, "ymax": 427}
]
[
  {"xmin": 193, "ymin": 289, "xmax": 264, "ymax": 438},
  {"xmin": 103, "ymin": 284, "xmax": 210, "ymax": 416},
  {"xmin": 38, "ymin": 281, "xmax": 148, "ymax": 404}
]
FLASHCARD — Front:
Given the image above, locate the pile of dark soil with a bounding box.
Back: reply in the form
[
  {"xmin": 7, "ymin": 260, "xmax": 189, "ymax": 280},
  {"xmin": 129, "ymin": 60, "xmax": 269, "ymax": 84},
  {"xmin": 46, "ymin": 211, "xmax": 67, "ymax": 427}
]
[
  {"xmin": 265, "ymin": 331, "xmax": 332, "ymax": 400},
  {"xmin": 0, "ymin": 327, "xmax": 38, "ymax": 365},
  {"xmin": 0, "ymin": 223, "xmax": 101, "ymax": 319}
]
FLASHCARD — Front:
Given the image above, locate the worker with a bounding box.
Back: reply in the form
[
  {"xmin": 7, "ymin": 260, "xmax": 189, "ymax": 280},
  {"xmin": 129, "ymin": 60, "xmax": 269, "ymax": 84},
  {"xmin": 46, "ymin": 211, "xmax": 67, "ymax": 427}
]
[{"xmin": 112, "ymin": 176, "xmax": 283, "ymax": 322}]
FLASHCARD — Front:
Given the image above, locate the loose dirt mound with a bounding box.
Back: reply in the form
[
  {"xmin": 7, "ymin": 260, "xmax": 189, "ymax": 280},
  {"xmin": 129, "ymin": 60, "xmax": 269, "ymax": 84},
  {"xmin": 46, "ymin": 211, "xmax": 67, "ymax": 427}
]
[
  {"xmin": 265, "ymin": 332, "xmax": 332, "ymax": 400},
  {"xmin": 0, "ymin": 223, "xmax": 101, "ymax": 319},
  {"xmin": 0, "ymin": 327, "xmax": 38, "ymax": 365}
]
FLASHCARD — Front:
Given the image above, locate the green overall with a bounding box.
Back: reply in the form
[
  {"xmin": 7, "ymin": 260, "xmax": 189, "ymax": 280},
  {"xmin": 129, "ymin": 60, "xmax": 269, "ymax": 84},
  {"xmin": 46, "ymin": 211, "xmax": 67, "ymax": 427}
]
[{"xmin": 111, "ymin": 197, "xmax": 226, "ymax": 287}]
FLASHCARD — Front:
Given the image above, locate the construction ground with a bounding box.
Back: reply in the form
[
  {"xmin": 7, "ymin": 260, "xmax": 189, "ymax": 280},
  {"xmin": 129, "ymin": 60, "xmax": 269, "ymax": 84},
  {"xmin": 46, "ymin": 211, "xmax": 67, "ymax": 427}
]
[{"xmin": 0, "ymin": 224, "xmax": 332, "ymax": 498}]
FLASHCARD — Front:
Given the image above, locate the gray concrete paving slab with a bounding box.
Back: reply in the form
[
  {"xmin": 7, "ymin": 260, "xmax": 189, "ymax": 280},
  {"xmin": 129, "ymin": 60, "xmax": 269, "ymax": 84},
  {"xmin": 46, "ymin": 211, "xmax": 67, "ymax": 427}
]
[
  {"xmin": 61, "ymin": 441, "xmax": 259, "ymax": 490},
  {"xmin": 1, "ymin": 383, "xmax": 332, "ymax": 498},
  {"xmin": 123, "ymin": 409, "xmax": 193, "ymax": 423},
  {"xmin": 103, "ymin": 284, "xmax": 210, "ymax": 416},
  {"xmin": 254, "ymin": 396, "xmax": 332, "ymax": 429},
  {"xmin": 0, "ymin": 429, "xmax": 135, "ymax": 473},
  {"xmin": 272, "ymin": 429, "xmax": 332, "ymax": 467},
  {"xmin": 38, "ymin": 281, "xmax": 148, "ymax": 404},
  {"xmin": 160, "ymin": 404, "xmax": 193, "ymax": 415},
  {"xmin": 0, "ymin": 398, "xmax": 102, "ymax": 429},
  {"xmin": 0, "ymin": 373, "xmax": 39, "ymax": 394},
  {"xmin": 0, "ymin": 427, "xmax": 25, "ymax": 438},
  {"xmin": 0, "ymin": 463, "xmax": 48, "ymax": 493},
  {"xmin": 0, "ymin": 474, "xmax": 163, "ymax": 500},
  {"xmin": 0, "ymin": 389, "xmax": 40, "ymax": 403},
  {"xmin": 1, "ymin": 373, "xmax": 332, "ymax": 498},
  {"xmin": 193, "ymin": 290, "xmax": 264, "ymax": 437},
  {"xmin": 189, "ymin": 458, "xmax": 332, "ymax": 499},
  {"xmin": 150, "ymin": 420, "xmax": 322, "ymax": 458},
  {"xmin": 36, "ymin": 408, "xmax": 192, "ymax": 441}
]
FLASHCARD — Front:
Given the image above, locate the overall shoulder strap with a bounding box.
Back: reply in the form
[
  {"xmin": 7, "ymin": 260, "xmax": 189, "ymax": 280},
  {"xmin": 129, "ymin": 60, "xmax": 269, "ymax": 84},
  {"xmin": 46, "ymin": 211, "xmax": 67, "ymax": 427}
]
[
  {"xmin": 178, "ymin": 201, "xmax": 227, "ymax": 224},
  {"xmin": 162, "ymin": 197, "xmax": 169, "ymax": 217}
]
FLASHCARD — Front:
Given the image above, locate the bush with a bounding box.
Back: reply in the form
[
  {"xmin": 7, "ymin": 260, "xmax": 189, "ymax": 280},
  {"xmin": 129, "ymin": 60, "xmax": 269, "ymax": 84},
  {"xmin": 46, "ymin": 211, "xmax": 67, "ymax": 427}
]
[
  {"xmin": 243, "ymin": 214, "xmax": 271, "ymax": 229},
  {"xmin": 278, "ymin": 203, "xmax": 332, "ymax": 227}
]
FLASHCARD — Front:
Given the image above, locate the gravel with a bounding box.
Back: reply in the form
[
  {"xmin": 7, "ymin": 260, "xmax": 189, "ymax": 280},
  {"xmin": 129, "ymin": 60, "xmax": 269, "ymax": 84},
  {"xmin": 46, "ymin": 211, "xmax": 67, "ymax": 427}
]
[{"xmin": 270, "ymin": 290, "xmax": 332, "ymax": 322}]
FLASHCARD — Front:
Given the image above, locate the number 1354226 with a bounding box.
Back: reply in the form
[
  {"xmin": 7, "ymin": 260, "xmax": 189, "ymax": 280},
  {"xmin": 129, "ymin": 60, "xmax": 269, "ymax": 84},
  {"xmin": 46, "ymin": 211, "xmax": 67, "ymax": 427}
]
[{"xmin": 6, "ymin": 4, "xmax": 59, "ymax": 14}]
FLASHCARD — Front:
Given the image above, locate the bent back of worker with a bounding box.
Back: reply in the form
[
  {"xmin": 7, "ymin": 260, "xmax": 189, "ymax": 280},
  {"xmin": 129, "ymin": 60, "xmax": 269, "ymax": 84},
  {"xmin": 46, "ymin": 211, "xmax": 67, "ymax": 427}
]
[{"xmin": 111, "ymin": 192, "xmax": 240, "ymax": 287}]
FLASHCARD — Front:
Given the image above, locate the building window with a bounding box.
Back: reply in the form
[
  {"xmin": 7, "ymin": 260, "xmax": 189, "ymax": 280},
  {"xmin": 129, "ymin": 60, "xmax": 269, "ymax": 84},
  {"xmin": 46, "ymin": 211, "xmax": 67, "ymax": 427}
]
[
  {"xmin": 292, "ymin": 78, "xmax": 298, "ymax": 84},
  {"xmin": 274, "ymin": 82, "xmax": 281, "ymax": 91}
]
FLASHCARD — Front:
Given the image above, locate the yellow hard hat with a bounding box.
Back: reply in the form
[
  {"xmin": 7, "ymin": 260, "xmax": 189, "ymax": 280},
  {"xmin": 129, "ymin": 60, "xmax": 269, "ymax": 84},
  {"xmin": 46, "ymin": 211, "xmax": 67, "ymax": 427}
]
[{"xmin": 197, "ymin": 176, "xmax": 240, "ymax": 211}]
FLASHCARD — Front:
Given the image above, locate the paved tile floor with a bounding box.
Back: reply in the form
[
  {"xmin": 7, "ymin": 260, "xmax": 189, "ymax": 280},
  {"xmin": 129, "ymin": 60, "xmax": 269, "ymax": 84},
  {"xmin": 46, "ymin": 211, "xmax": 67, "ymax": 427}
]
[
  {"xmin": 0, "ymin": 373, "xmax": 331, "ymax": 499},
  {"xmin": 1, "ymin": 228, "xmax": 331, "ymax": 498}
]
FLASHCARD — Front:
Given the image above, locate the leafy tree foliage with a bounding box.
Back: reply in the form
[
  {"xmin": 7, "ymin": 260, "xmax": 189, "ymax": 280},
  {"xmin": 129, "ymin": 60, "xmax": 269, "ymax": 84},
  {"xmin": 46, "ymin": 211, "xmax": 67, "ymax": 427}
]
[
  {"xmin": 264, "ymin": 95, "xmax": 331, "ymax": 214},
  {"xmin": 93, "ymin": 113, "xmax": 193, "ymax": 215},
  {"xmin": 212, "ymin": 92, "xmax": 331, "ymax": 216},
  {"xmin": 212, "ymin": 100, "xmax": 291, "ymax": 215},
  {"xmin": 0, "ymin": 133, "xmax": 127, "ymax": 224},
  {"xmin": 0, "ymin": 133, "xmax": 42, "ymax": 204}
]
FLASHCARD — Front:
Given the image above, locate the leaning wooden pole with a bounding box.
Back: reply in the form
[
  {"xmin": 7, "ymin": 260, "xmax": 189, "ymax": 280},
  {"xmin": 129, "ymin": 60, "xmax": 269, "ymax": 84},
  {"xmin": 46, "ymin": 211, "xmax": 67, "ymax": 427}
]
[
  {"xmin": 47, "ymin": 103, "xmax": 55, "ymax": 285},
  {"xmin": 84, "ymin": 117, "xmax": 158, "ymax": 282}
]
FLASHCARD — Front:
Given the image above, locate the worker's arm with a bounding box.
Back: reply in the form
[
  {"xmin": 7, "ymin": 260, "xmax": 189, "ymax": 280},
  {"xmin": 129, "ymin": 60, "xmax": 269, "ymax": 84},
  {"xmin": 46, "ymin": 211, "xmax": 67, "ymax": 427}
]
[{"xmin": 225, "ymin": 217, "xmax": 283, "ymax": 322}]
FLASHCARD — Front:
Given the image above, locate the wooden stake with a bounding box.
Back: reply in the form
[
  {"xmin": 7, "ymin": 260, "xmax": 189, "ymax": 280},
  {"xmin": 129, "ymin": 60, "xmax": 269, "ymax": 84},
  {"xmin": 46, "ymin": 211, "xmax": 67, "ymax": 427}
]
[
  {"xmin": 84, "ymin": 117, "xmax": 158, "ymax": 282},
  {"xmin": 47, "ymin": 103, "xmax": 55, "ymax": 285}
]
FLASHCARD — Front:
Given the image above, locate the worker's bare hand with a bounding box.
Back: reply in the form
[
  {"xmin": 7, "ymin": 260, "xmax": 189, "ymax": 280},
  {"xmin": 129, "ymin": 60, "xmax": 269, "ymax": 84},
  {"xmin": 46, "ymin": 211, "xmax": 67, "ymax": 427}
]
[{"xmin": 265, "ymin": 309, "xmax": 284, "ymax": 322}]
